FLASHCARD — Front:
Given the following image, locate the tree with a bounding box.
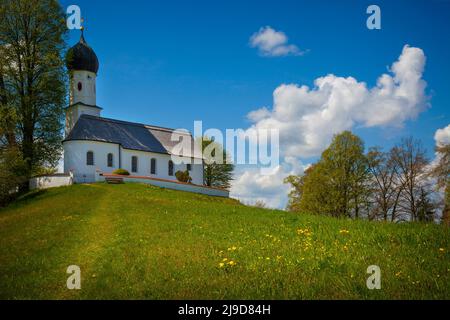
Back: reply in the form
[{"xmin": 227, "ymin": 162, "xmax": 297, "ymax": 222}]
[
  {"xmin": 0, "ymin": 0, "xmax": 67, "ymax": 191},
  {"xmin": 0, "ymin": 146, "xmax": 27, "ymax": 206},
  {"xmin": 285, "ymin": 131, "xmax": 370, "ymax": 218},
  {"xmin": 430, "ymin": 143, "xmax": 450, "ymax": 225},
  {"xmin": 367, "ymin": 147, "xmax": 401, "ymax": 221},
  {"xmin": 285, "ymin": 164, "xmax": 332, "ymax": 215},
  {"xmin": 200, "ymin": 137, "xmax": 234, "ymax": 190},
  {"xmin": 319, "ymin": 131, "xmax": 369, "ymax": 218},
  {"xmin": 390, "ymin": 137, "xmax": 430, "ymax": 221}
]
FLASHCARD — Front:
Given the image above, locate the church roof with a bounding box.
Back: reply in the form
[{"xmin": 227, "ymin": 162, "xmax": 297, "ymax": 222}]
[
  {"xmin": 66, "ymin": 31, "xmax": 99, "ymax": 74},
  {"xmin": 64, "ymin": 115, "xmax": 201, "ymax": 158}
]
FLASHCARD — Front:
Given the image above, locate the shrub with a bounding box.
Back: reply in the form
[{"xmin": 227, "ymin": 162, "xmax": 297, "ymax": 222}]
[
  {"xmin": 112, "ymin": 168, "xmax": 130, "ymax": 176},
  {"xmin": 175, "ymin": 170, "xmax": 192, "ymax": 183},
  {"xmin": 0, "ymin": 147, "xmax": 28, "ymax": 207}
]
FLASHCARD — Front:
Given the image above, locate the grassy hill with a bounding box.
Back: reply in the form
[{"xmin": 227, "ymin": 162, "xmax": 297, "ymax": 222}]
[{"xmin": 0, "ymin": 183, "xmax": 448, "ymax": 299}]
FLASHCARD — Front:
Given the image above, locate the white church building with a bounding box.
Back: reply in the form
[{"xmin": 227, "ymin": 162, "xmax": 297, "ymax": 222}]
[{"xmin": 63, "ymin": 32, "xmax": 204, "ymax": 185}]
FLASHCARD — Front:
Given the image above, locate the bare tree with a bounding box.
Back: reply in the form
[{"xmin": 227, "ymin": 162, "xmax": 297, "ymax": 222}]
[
  {"xmin": 367, "ymin": 147, "xmax": 400, "ymax": 221},
  {"xmin": 390, "ymin": 137, "xmax": 430, "ymax": 221}
]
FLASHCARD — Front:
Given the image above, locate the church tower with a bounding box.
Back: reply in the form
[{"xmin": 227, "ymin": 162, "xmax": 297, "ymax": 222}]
[{"xmin": 65, "ymin": 29, "xmax": 101, "ymax": 136}]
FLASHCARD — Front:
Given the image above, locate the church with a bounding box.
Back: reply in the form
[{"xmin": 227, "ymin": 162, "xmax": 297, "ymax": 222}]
[{"xmin": 63, "ymin": 31, "xmax": 203, "ymax": 185}]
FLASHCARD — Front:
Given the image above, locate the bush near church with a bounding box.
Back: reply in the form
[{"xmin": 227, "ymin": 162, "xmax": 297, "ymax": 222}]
[
  {"xmin": 112, "ymin": 168, "xmax": 130, "ymax": 176},
  {"xmin": 175, "ymin": 170, "xmax": 192, "ymax": 183}
]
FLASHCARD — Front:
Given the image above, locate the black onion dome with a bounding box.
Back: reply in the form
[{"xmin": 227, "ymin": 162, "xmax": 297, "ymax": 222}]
[{"xmin": 66, "ymin": 31, "xmax": 99, "ymax": 74}]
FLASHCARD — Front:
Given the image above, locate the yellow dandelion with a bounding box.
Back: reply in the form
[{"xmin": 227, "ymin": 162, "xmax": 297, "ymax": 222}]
[
  {"xmin": 223, "ymin": 258, "xmax": 228, "ymax": 262},
  {"xmin": 228, "ymin": 260, "xmax": 236, "ymax": 266},
  {"xmin": 339, "ymin": 229, "xmax": 350, "ymax": 235},
  {"xmin": 219, "ymin": 262, "xmax": 225, "ymax": 268}
]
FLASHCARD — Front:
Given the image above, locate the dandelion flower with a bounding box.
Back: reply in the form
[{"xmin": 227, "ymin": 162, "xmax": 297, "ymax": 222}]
[{"xmin": 219, "ymin": 263, "xmax": 225, "ymax": 268}]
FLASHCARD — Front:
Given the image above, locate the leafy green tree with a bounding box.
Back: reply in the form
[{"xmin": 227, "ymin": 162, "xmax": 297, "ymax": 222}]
[
  {"xmin": 200, "ymin": 137, "xmax": 234, "ymax": 190},
  {"xmin": 0, "ymin": 146, "xmax": 27, "ymax": 206},
  {"xmin": 285, "ymin": 131, "xmax": 370, "ymax": 218},
  {"xmin": 319, "ymin": 131, "xmax": 369, "ymax": 218},
  {"xmin": 0, "ymin": 0, "xmax": 67, "ymax": 191}
]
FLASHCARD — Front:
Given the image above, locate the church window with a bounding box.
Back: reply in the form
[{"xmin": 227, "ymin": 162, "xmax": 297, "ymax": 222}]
[
  {"xmin": 168, "ymin": 160, "xmax": 174, "ymax": 176},
  {"xmin": 107, "ymin": 153, "xmax": 113, "ymax": 167},
  {"xmin": 132, "ymin": 156, "xmax": 138, "ymax": 173},
  {"xmin": 150, "ymin": 158, "xmax": 156, "ymax": 174},
  {"xmin": 77, "ymin": 82, "xmax": 82, "ymax": 91},
  {"xmin": 86, "ymin": 151, "xmax": 94, "ymax": 166}
]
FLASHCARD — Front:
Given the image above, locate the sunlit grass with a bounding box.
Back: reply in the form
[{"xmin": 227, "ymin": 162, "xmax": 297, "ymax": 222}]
[{"xmin": 0, "ymin": 183, "xmax": 448, "ymax": 299}]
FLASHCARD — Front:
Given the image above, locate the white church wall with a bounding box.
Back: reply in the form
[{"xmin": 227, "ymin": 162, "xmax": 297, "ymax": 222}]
[
  {"xmin": 121, "ymin": 148, "xmax": 203, "ymax": 185},
  {"xmin": 64, "ymin": 140, "xmax": 204, "ymax": 185},
  {"xmin": 64, "ymin": 140, "xmax": 119, "ymax": 183}
]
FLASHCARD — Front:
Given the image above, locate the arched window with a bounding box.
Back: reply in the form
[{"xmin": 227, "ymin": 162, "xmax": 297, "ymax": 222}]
[
  {"xmin": 86, "ymin": 151, "xmax": 94, "ymax": 166},
  {"xmin": 107, "ymin": 153, "xmax": 113, "ymax": 167},
  {"xmin": 131, "ymin": 156, "xmax": 138, "ymax": 173},
  {"xmin": 77, "ymin": 82, "xmax": 82, "ymax": 91},
  {"xmin": 150, "ymin": 158, "xmax": 156, "ymax": 174},
  {"xmin": 168, "ymin": 160, "xmax": 174, "ymax": 176}
]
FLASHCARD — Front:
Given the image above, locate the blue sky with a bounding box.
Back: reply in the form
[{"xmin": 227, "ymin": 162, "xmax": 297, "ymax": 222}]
[{"xmin": 60, "ymin": 0, "xmax": 450, "ymax": 207}]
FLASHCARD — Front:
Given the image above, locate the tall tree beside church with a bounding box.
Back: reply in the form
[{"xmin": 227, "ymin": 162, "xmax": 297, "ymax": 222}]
[
  {"xmin": 0, "ymin": 0, "xmax": 67, "ymax": 190},
  {"xmin": 200, "ymin": 137, "xmax": 234, "ymax": 190}
]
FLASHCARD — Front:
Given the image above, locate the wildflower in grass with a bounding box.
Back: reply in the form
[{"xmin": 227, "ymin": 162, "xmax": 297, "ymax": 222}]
[
  {"xmin": 219, "ymin": 262, "xmax": 225, "ymax": 268},
  {"xmin": 227, "ymin": 246, "xmax": 237, "ymax": 251},
  {"xmin": 438, "ymin": 248, "xmax": 445, "ymax": 253},
  {"xmin": 223, "ymin": 258, "xmax": 228, "ymax": 262},
  {"xmin": 228, "ymin": 260, "xmax": 236, "ymax": 266},
  {"xmin": 395, "ymin": 271, "xmax": 402, "ymax": 277},
  {"xmin": 339, "ymin": 229, "xmax": 350, "ymax": 235},
  {"xmin": 297, "ymin": 228, "xmax": 313, "ymax": 237}
]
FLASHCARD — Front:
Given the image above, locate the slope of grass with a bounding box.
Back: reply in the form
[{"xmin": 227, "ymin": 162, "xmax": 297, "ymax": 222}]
[{"xmin": 0, "ymin": 183, "xmax": 448, "ymax": 299}]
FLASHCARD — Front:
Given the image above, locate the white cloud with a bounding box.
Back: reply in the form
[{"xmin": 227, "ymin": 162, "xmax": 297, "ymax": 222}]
[
  {"xmin": 434, "ymin": 124, "xmax": 450, "ymax": 147},
  {"xmin": 230, "ymin": 157, "xmax": 307, "ymax": 209},
  {"xmin": 232, "ymin": 45, "xmax": 429, "ymax": 208},
  {"xmin": 246, "ymin": 45, "xmax": 428, "ymax": 158},
  {"xmin": 249, "ymin": 26, "xmax": 305, "ymax": 57}
]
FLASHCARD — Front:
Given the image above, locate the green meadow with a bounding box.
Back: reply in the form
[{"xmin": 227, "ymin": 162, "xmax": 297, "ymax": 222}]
[{"xmin": 0, "ymin": 183, "xmax": 448, "ymax": 299}]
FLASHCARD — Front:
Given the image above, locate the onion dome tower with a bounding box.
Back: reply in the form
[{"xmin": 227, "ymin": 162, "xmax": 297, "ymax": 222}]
[{"xmin": 65, "ymin": 29, "xmax": 102, "ymax": 136}]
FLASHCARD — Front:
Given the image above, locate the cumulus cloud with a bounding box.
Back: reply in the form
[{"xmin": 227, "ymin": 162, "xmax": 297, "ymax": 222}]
[
  {"xmin": 249, "ymin": 26, "xmax": 305, "ymax": 57},
  {"xmin": 246, "ymin": 45, "xmax": 428, "ymax": 158},
  {"xmin": 230, "ymin": 157, "xmax": 308, "ymax": 208},
  {"xmin": 232, "ymin": 45, "xmax": 429, "ymax": 208},
  {"xmin": 434, "ymin": 124, "xmax": 450, "ymax": 147}
]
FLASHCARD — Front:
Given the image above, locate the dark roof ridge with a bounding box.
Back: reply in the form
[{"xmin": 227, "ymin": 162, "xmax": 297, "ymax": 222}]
[{"xmin": 79, "ymin": 114, "xmax": 192, "ymax": 135}]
